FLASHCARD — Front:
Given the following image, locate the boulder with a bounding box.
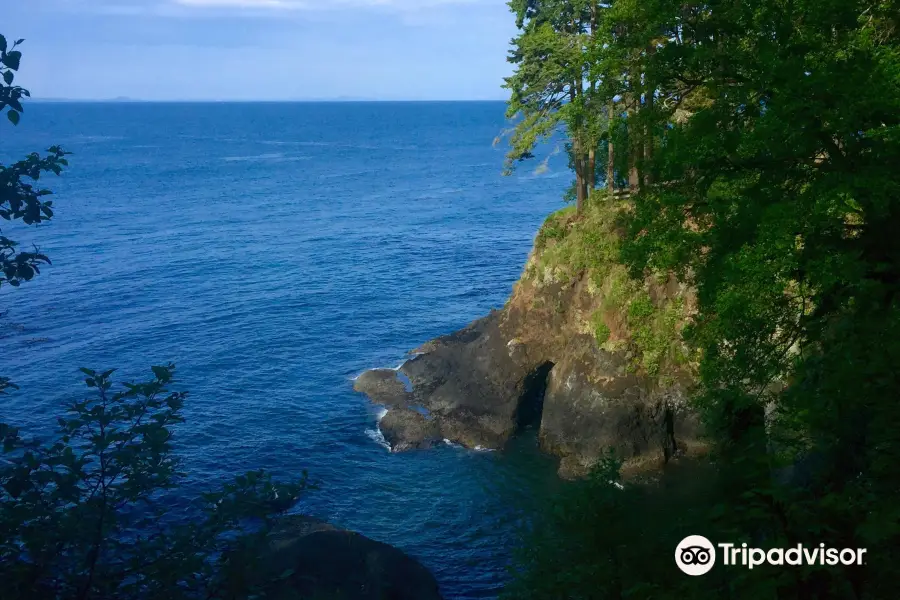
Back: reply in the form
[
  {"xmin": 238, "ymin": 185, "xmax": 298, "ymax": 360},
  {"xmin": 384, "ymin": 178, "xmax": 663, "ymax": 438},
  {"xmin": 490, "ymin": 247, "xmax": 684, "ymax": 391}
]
[{"xmin": 261, "ymin": 516, "xmax": 443, "ymax": 600}]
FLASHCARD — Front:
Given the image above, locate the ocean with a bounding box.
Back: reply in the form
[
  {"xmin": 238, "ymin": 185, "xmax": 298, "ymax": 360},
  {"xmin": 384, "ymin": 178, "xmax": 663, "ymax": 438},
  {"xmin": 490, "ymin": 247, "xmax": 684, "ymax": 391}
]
[{"xmin": 1, "ymin": 101, "xmax": 569, "ymax": 599}]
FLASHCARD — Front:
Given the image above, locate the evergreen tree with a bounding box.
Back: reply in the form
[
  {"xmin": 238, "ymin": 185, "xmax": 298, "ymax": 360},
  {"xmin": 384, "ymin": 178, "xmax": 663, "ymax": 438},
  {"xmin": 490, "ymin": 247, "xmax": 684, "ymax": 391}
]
[{"xmin": 506, "ymin": 1, "xmax": 900, "ymax": 597}]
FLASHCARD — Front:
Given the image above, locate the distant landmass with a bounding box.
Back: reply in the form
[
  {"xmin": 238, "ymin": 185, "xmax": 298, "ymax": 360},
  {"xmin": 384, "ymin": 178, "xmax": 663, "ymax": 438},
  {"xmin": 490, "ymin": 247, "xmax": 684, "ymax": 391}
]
[
  {"xmin": 31, "ymin": 96, "xmax": 140, "ymax": 103},
  {"xmin": 28, "ymin": 96, "xmax": 496, "ymax": 103}
]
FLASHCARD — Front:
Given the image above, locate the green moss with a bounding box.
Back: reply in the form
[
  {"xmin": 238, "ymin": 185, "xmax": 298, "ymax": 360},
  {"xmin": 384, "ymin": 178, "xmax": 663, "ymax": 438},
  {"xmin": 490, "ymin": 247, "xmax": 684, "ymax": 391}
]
[{"xmin": 590, "ymin": 311, "xmax": 611, "ymax": 344}]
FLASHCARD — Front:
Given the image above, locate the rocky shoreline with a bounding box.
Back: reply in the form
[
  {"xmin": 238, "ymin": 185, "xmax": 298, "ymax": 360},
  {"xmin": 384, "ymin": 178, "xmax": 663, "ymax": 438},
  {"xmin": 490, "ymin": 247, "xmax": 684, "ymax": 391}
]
[{"xmin": 354, "ymin": 205, "xmax": 707, "ymax": 478}]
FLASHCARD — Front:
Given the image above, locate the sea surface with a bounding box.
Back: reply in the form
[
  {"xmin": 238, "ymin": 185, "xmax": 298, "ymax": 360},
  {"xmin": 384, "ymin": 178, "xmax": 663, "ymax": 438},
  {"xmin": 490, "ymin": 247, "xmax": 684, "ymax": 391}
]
[{"xmin": 1, "ymin": 101, "xmax": 569, "ymax": 598}]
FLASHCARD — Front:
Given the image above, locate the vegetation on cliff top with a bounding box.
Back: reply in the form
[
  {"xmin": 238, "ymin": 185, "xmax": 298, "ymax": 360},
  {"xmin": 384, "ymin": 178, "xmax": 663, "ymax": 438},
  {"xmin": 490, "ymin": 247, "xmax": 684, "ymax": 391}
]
[
  {"xmin": 504, "ymin": 0, "xmax": 899, "ymax": 598},
  {"xmin": 528, "ymin": 198, "xmax": 693, "ymax": 381}
]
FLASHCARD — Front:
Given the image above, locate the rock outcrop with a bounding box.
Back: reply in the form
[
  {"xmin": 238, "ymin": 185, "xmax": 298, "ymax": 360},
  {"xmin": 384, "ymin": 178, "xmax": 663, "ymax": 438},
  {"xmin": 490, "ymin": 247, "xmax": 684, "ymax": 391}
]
[
  {"xmin": 379, "ymin": 407, "xmax": 441, "ymax": 451},
  {"xmin": 260, "ymin": 516, "xmax": 444, "ymax": 600},
  {"xmin": 354, "ymin": 201, "xmax": 705, "ymax": 477}
]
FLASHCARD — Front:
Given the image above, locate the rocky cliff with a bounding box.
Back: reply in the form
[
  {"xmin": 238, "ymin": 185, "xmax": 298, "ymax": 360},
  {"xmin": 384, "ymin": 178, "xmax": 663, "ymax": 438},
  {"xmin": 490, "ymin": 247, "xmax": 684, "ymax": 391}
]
[{"xmin": 355, "ymin": 199, "xmax": 706, "ymax": 478}]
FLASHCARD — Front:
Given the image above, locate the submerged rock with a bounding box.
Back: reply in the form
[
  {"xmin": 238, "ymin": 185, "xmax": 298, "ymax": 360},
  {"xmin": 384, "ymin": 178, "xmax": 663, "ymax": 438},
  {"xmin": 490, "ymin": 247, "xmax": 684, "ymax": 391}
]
[{"xmin": 261, "ymin": 516, "xmax": 443, "ymax": 600}]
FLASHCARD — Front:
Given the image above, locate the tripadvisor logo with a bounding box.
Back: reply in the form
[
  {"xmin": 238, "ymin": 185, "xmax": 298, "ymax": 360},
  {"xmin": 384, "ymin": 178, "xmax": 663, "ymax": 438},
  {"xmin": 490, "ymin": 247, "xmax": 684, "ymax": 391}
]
[{"xmin": 675, "ymin": 535, "xmax": 868, "ymax": 576}]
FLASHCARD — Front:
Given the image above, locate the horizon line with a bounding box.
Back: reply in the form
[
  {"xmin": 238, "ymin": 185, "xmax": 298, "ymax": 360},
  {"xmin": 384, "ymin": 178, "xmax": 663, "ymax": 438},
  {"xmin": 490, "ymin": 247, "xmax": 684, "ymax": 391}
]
[{"xmin": 29, "ymin": 98, "xmax": 510, "ymax": 104}]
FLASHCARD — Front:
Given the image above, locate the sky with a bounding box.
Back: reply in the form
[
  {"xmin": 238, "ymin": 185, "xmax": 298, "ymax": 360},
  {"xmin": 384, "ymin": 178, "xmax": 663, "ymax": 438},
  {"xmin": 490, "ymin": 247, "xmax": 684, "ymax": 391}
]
[{"xmin": 5, "ymin": 0, "xmax": 517, "ymax": 101}]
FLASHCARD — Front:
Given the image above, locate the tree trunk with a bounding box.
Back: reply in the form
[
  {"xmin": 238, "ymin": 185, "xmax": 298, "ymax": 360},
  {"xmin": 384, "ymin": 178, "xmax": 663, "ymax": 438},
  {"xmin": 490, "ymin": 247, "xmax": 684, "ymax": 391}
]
[
  {"xmin": 574, "ymin": 149, "xmax": 587, "ymax": 217},
  {"xmin": 587, "ymin": 147, "xmax": 596, "ymax": 193},
  {"xmin": 644, "ymin": 43, "xmax": 656, "ymax": 187},
  {"xmin": 644, "ymin": 92, "xmax": 654, "ymax": 187},
  {"xmin": 625, "ymin": 93, "xmax": 640, "ymax": 190},
  {"xmin": 628, "ymin": 159, "xmax": 640, "ymax": 190},
  {"xmin": 607, "ymin": 101, "xmax": 616, "ymax": 192}
]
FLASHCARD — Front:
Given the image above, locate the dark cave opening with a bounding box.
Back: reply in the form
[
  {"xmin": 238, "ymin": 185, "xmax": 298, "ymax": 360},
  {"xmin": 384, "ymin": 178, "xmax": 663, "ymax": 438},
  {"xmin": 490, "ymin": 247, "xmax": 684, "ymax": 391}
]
[{"xmin": 516, "ymin": 361, "xmax": 554, "ymax": 432}]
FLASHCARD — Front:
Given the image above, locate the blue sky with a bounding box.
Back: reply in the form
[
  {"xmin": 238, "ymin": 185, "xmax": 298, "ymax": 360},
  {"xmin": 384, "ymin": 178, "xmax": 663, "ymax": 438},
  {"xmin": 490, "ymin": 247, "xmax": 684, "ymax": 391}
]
[{"xmin": 6, "ymin": 0, "xmax": 516, "ymax": 101}]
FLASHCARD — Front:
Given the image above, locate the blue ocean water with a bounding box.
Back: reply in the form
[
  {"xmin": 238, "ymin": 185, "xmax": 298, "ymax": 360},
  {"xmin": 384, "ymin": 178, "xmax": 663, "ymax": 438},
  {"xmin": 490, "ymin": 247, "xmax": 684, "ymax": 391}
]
[{"xmin": 1, "ymin": 101, "xmax": 569, "ymax": 599}]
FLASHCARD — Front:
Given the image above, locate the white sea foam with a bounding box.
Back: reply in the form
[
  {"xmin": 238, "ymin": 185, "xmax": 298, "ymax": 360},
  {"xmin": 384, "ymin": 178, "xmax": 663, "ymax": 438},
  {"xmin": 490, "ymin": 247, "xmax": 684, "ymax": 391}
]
[
  {"xmin": 223, "ymin": 153, "xmax": 283, "ymax": 162},
  {"xmin": 365, "ymin": 428, "xmax": 391, "ymax": 452},
  {"xmin": 222, "ymin": 153, "xmax": 310, "ymax": 163},
  {"xmin": 374, "ymin": 406, "xmax": 388, "ymax": 422}
]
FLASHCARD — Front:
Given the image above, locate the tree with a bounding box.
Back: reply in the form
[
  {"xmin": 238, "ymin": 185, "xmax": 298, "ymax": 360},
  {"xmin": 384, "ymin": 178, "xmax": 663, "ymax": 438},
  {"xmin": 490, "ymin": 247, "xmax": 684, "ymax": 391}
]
[
  {"xmin": 0, "ymin": 36, "xmax": 311, "ymax": 599},
  {"xmin": 503, "ymin": 0, "xmax": 605, "ymax": 216},
  {"xmin": 0, "ymin": 367, "xmax": 309, "ymax": 600},
  {"xmin": 0, "ymin": 34, "xmax": 69, "ymax": 395},
  {"xmin": 506, "ymin": 1, "xmax": 900, "ymax": 597}
]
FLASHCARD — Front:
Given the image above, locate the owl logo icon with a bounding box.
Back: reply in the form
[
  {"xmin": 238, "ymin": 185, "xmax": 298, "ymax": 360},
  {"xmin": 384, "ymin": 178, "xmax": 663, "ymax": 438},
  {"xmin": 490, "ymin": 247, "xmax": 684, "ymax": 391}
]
[{"xmin": 675, "ymin": 535, "xmax": 716, "ymax": 576}]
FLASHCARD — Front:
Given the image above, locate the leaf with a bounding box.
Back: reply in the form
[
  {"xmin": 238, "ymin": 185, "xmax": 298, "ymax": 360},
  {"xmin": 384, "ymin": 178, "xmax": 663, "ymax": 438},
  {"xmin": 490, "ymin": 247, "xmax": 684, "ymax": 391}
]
[
  {"xmin": 3, "ymin": 71, "xmax": 12, "ymax": 85},
  {"xmin": 7, "ymin": 110, "xmax": 19, "ymax": 125},
  {"xmin": 15, "ymin": 39, "xmax": 24, "ymax": 46},
  {"xmin": 2, "ymin": 51, "xmax": 22, "ymax": 71},
  {"xmin": 0, "ymin": 35, "xmax": 6, "ymax": 54}
]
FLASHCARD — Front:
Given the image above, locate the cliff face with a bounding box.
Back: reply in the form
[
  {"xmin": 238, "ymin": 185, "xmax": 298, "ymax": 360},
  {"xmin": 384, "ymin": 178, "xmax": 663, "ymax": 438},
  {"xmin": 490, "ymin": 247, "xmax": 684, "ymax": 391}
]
[{"xmin": 355, "ymin": 200, "xmax": 706, "ymax": 478}]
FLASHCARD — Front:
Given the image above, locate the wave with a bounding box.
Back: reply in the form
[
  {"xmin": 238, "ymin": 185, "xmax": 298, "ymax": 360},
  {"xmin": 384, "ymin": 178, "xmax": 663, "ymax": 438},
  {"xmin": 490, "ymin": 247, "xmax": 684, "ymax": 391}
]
[
  {"xmin": 348, "ymin": 359, "xmax": 405, "ymax": 382},
  {"xmin": 71, "ymin": 135, "xmax": 124, "ymax": 143},
  {"xmin": 518, "ymin": 171, "xmax": 566, "ymax": 181},
  {"xmin": 261, "ymin": 140, "xmax": 332, "ymax": 147},
  {"xmin": 365, "ymin": 406, "xmax": 391, "ymax": 451},
  {"xmin": 222, "ymin": 153, "xmax": 310, "ymax": 163},
  {"xmin": 365, "ymin": 427, "xmax": 391, "ymax": 452},
  {"xmin": 442, "ymin": 439, "xmax": 494, "ymax": 453},
  {"xmin": 317, "ymin": 169, "xmax": 378, "ymax": 180}
]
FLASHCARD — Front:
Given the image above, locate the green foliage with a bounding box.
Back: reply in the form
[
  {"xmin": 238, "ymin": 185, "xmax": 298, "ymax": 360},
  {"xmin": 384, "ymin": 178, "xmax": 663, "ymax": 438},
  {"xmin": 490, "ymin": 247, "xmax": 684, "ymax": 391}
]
[
  {"xmin": 0, "ymin": 34, "xmax": 27, "ymax": 126},
  {"xmin": 505, "ymin": 1, "xmax": 900, "ymax": 598},
  {"xmin": 0, "ymin": 39, "xmax": 69, "ymax": 293},
  {"xmin": 0, "ymin": 147, "xmax": 70, "ymax": 289},
  {"xmin": 532, "ymin": 198, "xmax": 622, "ymax": 283},
  {"xmin": 590, "ymin": 310, "xmax": 610, "ymax": 344},
  {"xmin": 502, "ymin": 0, "xmax": 615, "ymax": 213},
  {"xmin": 626, "ymin": 295, "xmax": 686, "ymax": 377},
  {"xmin": 0, "ymin": 367, "xmax": 310, "ymax": 599},
  {"xmin": 534, "ymin": 210, "xmax": 571, "ymax": 251}
]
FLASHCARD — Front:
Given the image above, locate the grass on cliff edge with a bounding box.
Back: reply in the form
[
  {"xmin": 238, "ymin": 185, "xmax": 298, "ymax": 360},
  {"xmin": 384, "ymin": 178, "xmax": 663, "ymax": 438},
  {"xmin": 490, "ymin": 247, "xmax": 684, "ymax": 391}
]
[{"xmin": 527, "ymin": 194, "xmax": 692, "ymax": 381}]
